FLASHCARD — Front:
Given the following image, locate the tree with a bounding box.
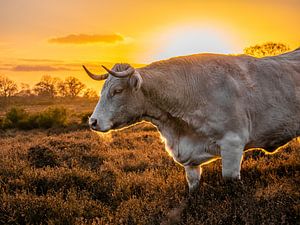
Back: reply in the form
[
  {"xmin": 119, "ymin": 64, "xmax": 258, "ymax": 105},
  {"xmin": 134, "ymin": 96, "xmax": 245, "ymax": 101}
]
[
  {"xmin": 57, "ymin": 81, "xmax": 68, "ymax": 97},
  {"xmin": 83, "ymin": 88, "xmax": 98, "ymax": 99},
  {"xmin": 243, "ymin": 42, "xmax": 290, "ymax": 58},
  {"xmin": 0, "ymin": 75, "xmax": 18, "ymax": 98},
  {"xmin": 58, "ymin": 76, "xmax": 85, "ymax": 98},
  {"xmin": 17, "ymin": 83, "xmax": 32, "ymax": 97},
  {"xmin": 34, "ymin": 75, "xmax": 59, "ymax": 98}
]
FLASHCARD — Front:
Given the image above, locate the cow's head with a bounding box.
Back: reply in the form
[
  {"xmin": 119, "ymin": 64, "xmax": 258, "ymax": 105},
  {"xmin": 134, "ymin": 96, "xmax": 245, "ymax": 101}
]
[{"xmin": 83, "ymin": 63, "xmax": 144, "ymax": 132}]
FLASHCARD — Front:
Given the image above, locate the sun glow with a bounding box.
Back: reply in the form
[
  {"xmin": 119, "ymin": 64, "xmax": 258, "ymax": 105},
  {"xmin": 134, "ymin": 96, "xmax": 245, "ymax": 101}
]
[{"xmin": 153, "ymin": 24, "xmax": 239, "ymax": 60}]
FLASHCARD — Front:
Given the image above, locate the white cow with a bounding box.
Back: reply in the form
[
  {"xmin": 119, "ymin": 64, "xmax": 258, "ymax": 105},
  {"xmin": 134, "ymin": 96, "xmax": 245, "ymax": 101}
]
[{"xmin": 83, "ymin": 48, "xmax": 300, "ymax": 192}]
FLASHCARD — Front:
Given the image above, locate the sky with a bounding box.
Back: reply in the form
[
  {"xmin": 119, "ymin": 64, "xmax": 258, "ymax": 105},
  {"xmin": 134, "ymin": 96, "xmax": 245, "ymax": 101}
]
[{"xmin": 0, "ymin": 0, "xmax": 299, "ymax": 91}]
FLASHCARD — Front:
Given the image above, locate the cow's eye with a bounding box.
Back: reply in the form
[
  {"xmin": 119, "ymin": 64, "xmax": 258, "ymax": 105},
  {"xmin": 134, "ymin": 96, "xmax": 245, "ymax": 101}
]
[{"xmin": 112, "ymin": 88, "xmax": 123, "ymax": 96}]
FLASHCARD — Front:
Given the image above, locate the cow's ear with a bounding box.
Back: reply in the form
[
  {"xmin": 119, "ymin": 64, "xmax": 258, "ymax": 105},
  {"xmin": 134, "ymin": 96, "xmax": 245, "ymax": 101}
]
[{"xmin": 129, "ymin": 71, "xmax": 143, "ymax": 91}]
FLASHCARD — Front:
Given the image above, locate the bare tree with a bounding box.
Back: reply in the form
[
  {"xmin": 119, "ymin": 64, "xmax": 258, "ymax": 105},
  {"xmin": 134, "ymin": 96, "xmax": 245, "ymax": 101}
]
[
  {"xmin": 59, "ymin": 76, "xmax": 86, "ymax": 98},
  {"xmin": 34, "ymin": 75, "xmax": 59, "ymax": 98},
  {"xmin": 57, "ymin": 80, "xmax": 68, "ymax": 97},
  {"xmin": 0, "ymin": 75, "xmax": 18, "ymax": 98},
  {"xmin": 244, "ymin": 42, "xmax": 290, "ymax": 58},
  {"xmin": 17, "ymin": 83, "xmax": 32, "ymax": 97},
  {"xmin": 83, "ymin": 88, "xmax": 98, "ymax": 99}
]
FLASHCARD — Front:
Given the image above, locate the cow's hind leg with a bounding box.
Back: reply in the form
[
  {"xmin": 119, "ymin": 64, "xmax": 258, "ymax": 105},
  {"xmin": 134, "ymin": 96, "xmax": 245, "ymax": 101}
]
[
  {"xmin": 184, "ymin": 165, "xmax": 202, "ymax": 193},
  {"xmin": 220, "ymin": 132, "xmax": 245, "ymax": 179}
]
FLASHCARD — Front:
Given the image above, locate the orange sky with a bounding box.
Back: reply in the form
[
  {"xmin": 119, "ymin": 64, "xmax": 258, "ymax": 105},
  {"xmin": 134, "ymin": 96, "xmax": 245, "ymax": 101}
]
[{"xmin": 0, "ymin": 0, "xmax": 299, "ymax": 91}]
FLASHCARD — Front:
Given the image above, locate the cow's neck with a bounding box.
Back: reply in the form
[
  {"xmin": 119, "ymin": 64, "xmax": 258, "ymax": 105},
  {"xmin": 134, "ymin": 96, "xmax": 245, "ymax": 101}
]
[
  {"xmin": 139, "ymin": 71, "xmax": 192, "ymax": 136},
  {"xmin": 140, "ymin": 69, "xmax": 195, "ymax": 119},
  {"xmin": 141, "ymin": 97, "xmax": 189, "ymax": 140},
  {"xmin": 142, "ymin": 109, "xmax": 180, "ymax": 154}
]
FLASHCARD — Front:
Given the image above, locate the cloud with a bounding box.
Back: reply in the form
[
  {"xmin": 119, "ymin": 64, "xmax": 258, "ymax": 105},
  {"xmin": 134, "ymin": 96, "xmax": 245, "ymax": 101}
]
[
  {"xmin": 11, "ymin": 65, "xmax": 74, "ymax": 72},
  {"xmin": 0, "ymin": 64, "xmax": 13, "ymax": 71},
  {"xmin": 48, "ymin": 33, "xmax": 124, "ymax": 44},
  {"xmin": 18, "ymin": 58, "xmax": 64, "ymax": 63}
]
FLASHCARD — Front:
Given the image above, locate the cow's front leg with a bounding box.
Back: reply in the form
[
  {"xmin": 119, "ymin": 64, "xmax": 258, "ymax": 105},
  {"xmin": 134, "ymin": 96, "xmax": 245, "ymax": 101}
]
[
  {"xmin": 220, "ymin": 132, "xmax": 245, "ymax": 179},
  {"xmin": 184, "ymin": 165, "xmax": 202, "ymax": 193}
]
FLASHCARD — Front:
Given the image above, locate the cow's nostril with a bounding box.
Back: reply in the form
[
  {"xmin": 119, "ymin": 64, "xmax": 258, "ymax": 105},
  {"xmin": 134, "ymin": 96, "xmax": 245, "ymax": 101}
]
[
  {"xmin": 91, "ymin": 119, "xmax": 97, "ymax": 127},
  {"xmin": 89, "ymin": 118, "xmax": 98, "ymax": 129}
]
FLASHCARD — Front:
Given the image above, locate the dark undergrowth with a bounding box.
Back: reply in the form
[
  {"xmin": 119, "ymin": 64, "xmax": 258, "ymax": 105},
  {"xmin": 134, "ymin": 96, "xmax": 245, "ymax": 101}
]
[
  {"xmin": 0, "ymin": 123, "xmax": 299, "ymax": 225},
  {"xmin": 0, "ymin": 107, "xmax": 92, "ymax": 131}
]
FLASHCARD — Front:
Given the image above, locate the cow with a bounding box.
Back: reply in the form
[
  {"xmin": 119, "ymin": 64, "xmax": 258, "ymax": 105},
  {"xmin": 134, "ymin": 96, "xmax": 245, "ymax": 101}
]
[{"xmin": 83, "ymin": 48, "xmax": 300, "ymax": 192}]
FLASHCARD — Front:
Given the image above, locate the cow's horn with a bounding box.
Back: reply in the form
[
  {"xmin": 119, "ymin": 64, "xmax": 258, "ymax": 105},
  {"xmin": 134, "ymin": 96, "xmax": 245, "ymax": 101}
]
[
  {"xmin": 82, "ymin": 65, "xmax": 109, "ymax": 80},
  {"xmin": 102, "ymin": 65, "xmax": 135, "ymax": 78}
]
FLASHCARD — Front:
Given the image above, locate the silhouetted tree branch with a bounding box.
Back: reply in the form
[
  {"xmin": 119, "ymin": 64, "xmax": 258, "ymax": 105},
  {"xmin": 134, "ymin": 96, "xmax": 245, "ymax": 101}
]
[{"xmin": 0, "ymin": 75, "xmax": 18, "ymax": 98}]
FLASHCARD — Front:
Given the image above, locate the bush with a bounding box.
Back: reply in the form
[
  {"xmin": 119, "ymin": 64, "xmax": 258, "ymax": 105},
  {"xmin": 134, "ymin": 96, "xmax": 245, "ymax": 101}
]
[
  {"xmin": 80, "ymin": 112, "xmax": 91, "ymax": 125},
  {"xmin": 1, "ymin": 107, "xmax": 67, "ymax": 130},
  {"xmin": 2, "ymin": 107, "xmax": 28, "ymax": 129},
  {"xmin": 36, "ymin": 107, "xmax": 67, "ymax": 128},
  {"xmin": 5, "ymin": 107, "xmax": 28, "ymax": 124}
]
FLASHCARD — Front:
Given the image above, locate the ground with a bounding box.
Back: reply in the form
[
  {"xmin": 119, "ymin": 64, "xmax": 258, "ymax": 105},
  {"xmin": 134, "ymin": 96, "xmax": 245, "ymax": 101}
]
[{"xmin": 0, "ymin": 99, "xmax": 299, "ymax": 224}]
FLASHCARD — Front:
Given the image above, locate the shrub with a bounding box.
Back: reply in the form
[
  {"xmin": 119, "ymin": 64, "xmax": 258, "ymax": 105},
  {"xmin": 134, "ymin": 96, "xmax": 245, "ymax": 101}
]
[
  {"xmin": 5, "ymin": 107, "xmax": 28, "ymax": 124},
  {"xmin": 80, "ymin": 112, "xmax": 91, "ymax": 125},
  {"xmin": 36, "ymin": 107, "xmax": 67, "ymax": 128},
  {"xmin": 1, "ymin": 107, "xmax": 67, "ymax": 130},
  {"xmin": 26, "ymin": 114, "xmax": 40, "ymax": 129},
  {"xmin": 2, "ymin": 107, "xmax": 28, "ymax": 129},
  {"xmin": 1, "ymin": 117, "xmax": 13, "ymax": 129}
]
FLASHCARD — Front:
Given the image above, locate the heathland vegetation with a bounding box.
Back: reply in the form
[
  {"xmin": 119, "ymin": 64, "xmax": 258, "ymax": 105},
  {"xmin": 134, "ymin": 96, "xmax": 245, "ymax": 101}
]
[
  {"xmin": 0, "ymin": 120, "xmax": 299, "ymax": 224},
  {"xmin": 0, "ymin": 43, "xmax": 299, "ymax": 224}
]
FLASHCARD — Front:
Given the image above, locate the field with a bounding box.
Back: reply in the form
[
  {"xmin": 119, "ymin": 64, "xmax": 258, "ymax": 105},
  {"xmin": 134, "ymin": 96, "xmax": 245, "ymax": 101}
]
[{"xmin": 0, "ymin": 99, "xmax": 299, "ymax": 225}]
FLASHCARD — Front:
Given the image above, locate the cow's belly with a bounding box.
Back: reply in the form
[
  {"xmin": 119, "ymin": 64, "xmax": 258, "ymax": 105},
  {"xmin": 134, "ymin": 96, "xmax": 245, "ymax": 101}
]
[{"xmin": 162, "ymin": 132, "xmax": 219, "ymax": 166}]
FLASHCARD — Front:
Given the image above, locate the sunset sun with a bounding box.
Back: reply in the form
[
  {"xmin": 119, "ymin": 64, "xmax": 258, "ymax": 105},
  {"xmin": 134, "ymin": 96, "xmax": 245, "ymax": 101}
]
[{"xmin": 154, "ymin": 25, "xmax": 237, "ymax": 60}]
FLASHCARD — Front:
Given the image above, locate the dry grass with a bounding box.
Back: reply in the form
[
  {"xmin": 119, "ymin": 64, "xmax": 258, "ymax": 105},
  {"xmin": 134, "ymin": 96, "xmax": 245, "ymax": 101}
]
[{"xmin": 0, "ymin": 122, "xmax": 299, "ymax": 224}]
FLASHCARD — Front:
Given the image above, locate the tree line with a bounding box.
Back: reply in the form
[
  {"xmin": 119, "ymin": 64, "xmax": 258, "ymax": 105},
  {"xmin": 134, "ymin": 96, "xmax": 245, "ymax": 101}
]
[{"xmin": 0, "ymin": 75, "xmax": 98, "ymax": 99}]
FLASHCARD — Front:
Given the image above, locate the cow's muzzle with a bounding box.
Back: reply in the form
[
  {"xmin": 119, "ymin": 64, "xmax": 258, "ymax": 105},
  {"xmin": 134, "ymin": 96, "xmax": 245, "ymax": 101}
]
[{"xmin": 88, "ymin": 117, "xmax": 112, "ymax": 132}]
